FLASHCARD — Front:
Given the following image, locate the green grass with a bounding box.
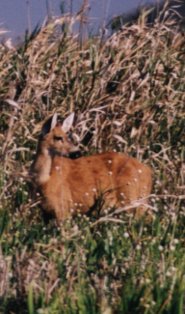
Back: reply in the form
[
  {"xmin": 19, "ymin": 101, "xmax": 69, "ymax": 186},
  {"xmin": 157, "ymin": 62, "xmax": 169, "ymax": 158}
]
[{"xmin": 0, "ymin": 205, "xmax": 184, "ymax": 313}]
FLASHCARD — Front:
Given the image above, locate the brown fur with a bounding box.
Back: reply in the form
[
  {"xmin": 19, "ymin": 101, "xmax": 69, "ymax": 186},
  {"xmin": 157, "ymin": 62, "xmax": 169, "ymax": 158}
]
[{"xmin": 31, "ymin": 113, "xmax": 152, "ymax": 221}]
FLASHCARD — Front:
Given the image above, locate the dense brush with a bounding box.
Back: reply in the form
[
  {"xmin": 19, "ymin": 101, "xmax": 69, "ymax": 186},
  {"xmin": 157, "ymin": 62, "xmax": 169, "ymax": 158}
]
[{"xmin": 0, "ymin": 9, "xmax": 184, "ymax": 314}]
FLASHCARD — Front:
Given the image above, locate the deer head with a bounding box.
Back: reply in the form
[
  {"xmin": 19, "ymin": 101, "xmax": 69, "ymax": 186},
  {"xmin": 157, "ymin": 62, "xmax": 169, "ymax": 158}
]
[{"xmin": 39, "ymin": 112, "xmax": 78, "ymax": 157}]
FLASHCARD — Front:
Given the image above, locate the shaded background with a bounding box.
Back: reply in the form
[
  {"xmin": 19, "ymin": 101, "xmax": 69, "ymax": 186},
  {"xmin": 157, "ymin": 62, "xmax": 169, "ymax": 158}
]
[{"xmin": 0, "ymin": 0, "xmax": 157, "ymax": 41}]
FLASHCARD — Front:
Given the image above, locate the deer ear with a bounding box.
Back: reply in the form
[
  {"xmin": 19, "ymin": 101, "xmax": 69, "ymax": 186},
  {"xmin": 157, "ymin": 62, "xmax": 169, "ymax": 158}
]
[
  {"xmin": 41, "ymin": 113, "xmax": 58, "ymax": 136},
  {"xmin": 51, "ymin": 113, "xmax": 58, "ymax": 130},
  {"xmin": 62, "ymin": 112, "xmax": 75, "ymax": 133}
]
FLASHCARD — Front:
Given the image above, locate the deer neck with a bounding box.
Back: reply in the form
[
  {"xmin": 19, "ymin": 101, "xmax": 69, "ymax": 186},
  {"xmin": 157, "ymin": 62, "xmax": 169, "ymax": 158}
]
[{"xmin": 32, "ymin": 143, "xmax": 52, "ymax": 185}]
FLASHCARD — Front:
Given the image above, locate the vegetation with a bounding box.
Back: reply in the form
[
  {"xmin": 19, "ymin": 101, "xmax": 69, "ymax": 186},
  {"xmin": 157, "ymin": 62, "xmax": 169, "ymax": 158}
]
[
  {"xmin": 0, "ymin": 9, "xmax": 184, "ymax": 314},
  {"xmin": 108, "ymin": 0, "xmax": 185, "ymax": 31}
]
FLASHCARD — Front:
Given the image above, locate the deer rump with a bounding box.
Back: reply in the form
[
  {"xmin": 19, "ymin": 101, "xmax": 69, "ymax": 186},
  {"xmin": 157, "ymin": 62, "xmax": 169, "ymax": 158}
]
[{"xmin": 31, "ymin": 113, "xmax": 152, "ymax": 221}]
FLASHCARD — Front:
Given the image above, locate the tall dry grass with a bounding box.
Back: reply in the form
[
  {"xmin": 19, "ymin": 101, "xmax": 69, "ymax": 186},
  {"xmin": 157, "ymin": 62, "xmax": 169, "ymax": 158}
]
[{"xmin": 0, "ymin": 11, "xmax": 184, "ymax": 313}]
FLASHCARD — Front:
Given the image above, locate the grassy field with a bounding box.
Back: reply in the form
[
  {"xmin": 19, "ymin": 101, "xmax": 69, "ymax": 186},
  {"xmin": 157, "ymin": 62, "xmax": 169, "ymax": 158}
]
[{"xmin": 0, "ymin": 12, "xmax": 184, "ymax": 314}]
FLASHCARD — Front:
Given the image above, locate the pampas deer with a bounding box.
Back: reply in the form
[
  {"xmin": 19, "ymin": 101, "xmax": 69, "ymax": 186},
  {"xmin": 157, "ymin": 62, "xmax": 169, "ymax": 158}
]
[{"xmin": 31, "ymin": 113, "xmax": 152, "ymax": 221}]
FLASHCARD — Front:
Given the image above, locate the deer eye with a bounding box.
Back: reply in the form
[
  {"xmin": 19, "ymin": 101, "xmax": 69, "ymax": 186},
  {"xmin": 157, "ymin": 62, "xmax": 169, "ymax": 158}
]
[{"xmin": 53, "ymin": 135, "xmax": 64, "ymax": 142}]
